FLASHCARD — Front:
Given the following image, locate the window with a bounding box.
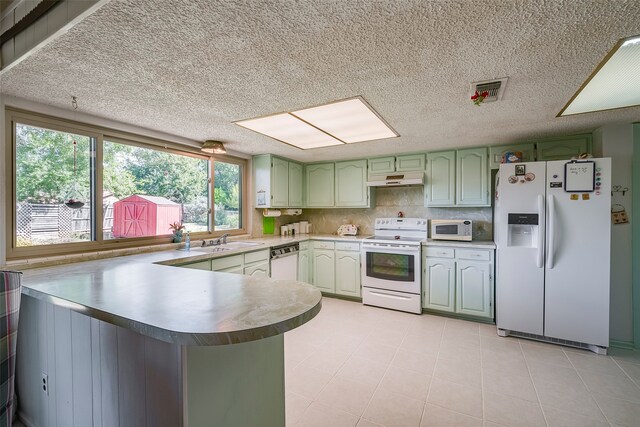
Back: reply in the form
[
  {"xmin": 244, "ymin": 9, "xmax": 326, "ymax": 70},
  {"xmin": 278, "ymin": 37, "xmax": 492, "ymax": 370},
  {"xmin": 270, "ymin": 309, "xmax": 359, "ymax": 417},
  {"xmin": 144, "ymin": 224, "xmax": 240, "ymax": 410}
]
[
  {"xmin": 103, "ymin": 141, "xmax": 209, "ymax": 239},
  {"xmin": 14, "ymin": 123, "xmax": 95, "ymax": 247},
  {"xmin": 214, "ymin": 161, "xmax": 242, "ymax": 230},
  {"xmin": 7, "ymin": 109, "xmax": 247, "ymax": 259}
]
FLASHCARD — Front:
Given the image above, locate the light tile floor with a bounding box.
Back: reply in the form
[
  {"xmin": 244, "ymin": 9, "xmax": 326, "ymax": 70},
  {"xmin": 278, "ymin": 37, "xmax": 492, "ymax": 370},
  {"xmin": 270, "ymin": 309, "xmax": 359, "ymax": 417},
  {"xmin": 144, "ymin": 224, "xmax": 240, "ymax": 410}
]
[{"xmin": 285, "ymin": 297, "xmax": 640, "ymax": 427}]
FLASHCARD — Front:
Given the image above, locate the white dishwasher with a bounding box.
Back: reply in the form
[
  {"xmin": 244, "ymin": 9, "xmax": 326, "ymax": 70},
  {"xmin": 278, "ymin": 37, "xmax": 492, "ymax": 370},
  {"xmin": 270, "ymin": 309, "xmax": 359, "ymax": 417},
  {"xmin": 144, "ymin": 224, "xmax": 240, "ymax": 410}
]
[{"xmin": 270, "ymin": 243, "xmax": 299, "ymax": 280}]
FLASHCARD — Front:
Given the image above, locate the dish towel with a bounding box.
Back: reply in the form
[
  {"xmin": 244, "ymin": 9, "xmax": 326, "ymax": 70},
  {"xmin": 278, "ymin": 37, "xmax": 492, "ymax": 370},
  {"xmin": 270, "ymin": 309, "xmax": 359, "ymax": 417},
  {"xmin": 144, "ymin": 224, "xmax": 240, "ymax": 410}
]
[{"xmin": 0, "ymin": 271, "xmax": 22, "ymax": 427}]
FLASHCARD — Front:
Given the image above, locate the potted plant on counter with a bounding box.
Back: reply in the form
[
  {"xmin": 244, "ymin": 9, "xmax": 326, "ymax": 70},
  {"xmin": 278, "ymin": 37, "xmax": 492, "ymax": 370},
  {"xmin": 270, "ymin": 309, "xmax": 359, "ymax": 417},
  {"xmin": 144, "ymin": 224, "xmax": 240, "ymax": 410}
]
[{"xmin": 169, "ymin": 222, "xmax": 185, "ymax": 243}]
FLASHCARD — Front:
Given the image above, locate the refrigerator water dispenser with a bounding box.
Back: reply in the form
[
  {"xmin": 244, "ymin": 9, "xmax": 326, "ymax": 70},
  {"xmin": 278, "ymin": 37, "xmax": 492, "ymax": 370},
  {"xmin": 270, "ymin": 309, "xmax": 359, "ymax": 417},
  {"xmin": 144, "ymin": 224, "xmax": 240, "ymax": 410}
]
[{"xmin": 507, "ymin": 213, "xmax": 539, "ymax": 247}]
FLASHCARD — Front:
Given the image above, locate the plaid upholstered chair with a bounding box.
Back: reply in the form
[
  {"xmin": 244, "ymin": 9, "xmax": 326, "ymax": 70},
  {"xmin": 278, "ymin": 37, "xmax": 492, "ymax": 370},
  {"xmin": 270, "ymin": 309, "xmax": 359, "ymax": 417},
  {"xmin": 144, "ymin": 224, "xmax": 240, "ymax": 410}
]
[{"xmin": 1, "ymin": 271, "xmax": 22, "ymax": 427}]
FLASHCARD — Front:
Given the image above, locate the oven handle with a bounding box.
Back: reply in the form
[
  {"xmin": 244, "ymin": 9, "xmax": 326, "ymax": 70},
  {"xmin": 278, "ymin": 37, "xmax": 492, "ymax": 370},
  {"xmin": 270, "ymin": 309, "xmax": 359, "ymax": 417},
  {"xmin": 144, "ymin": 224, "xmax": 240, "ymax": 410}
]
[
  {"xmin": 362, "ymin": 244, "xmax": 420, "ymax": 253},
  {"xmin": 368, "ymin": 290, "xmax": 413, "ymax": 300}
]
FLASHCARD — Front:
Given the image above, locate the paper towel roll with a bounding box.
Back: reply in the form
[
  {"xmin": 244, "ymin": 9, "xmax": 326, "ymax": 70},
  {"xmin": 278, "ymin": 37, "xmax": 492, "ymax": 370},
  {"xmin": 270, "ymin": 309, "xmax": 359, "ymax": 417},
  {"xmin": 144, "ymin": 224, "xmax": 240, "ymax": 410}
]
[
  {"xmin": 263, "ymin": 209, "xmax": 281, "ymax": 217},
  {"xmin": 282, "ymin": 208, "xmax": 302, "ymax": 216}
]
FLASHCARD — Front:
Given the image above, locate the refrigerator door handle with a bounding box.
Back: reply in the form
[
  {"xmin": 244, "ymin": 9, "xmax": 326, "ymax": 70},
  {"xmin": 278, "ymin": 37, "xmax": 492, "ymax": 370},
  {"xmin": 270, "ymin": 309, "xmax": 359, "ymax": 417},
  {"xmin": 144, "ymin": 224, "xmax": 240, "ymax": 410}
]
[
  {"xmin": 537, "ymin": 194, "xmax": 544, "ymax": 268},
  {"xmin": 547, "ymin": 194, "xmax": 555, "ymax": 269}
]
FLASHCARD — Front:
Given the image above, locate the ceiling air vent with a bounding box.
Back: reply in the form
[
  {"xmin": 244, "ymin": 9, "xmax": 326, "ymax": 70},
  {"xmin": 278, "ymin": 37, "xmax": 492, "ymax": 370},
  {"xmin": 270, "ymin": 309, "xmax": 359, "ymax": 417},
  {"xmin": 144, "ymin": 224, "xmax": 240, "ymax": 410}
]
[{"xmin": 470, "ymin": 77, "xmax": 508, "ymax": 102}]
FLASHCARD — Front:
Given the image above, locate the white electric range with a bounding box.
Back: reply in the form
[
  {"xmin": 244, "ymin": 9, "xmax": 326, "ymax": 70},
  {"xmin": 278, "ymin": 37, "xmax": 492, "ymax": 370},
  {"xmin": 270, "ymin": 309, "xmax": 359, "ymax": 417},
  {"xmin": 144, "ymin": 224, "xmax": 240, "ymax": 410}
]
[{"xmin": 361, "ymin": 218, "xmax": 428, "ymax": 314}]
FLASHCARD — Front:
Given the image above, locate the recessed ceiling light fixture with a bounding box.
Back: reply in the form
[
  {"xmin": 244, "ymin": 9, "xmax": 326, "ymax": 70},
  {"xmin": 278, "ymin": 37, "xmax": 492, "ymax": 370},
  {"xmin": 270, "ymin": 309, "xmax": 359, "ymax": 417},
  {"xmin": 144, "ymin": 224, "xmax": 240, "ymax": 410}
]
[
  {"xmin": 558, "ymin": 35, "xmax": 640, "ymax": 116},
  {"xmin": 234, "ymin": 97, "xmax": 399, "ymax": 149}
]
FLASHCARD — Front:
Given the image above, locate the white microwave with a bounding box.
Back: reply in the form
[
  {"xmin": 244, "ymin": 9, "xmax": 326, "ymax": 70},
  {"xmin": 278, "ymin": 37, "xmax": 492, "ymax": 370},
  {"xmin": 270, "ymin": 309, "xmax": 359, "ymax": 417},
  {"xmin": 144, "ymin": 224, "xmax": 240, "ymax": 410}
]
[{"xmin": 431, "ymin": 219, "xmax": 473, "ymax": 241}]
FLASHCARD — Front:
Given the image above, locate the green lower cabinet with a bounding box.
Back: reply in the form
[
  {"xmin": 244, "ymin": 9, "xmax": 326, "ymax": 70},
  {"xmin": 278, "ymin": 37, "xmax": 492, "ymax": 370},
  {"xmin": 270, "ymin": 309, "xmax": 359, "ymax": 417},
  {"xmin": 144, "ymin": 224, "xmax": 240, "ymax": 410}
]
[
  {"xmin": 335, "ymin": 251, "xmax": 361, "ymax": 297},
  {"xmin": 423, "ymin": 247, "xmax": 494, "ymax": 320},
  {"xmin": 423, "ymin": 258, "xmax": 456, "ymax": 312},
  {"xmin": 456, "ymin": 261, "xmax": 492, "ymax": 317},
  {"xmin": 244, "ymin": 261, "xmax": 270, "ymax": 278},
  {"xmin": 180, "ymin": 260, "xmax": 212, "ymax": 270},
  {"xmin": 219, "ymin": 265, "xmax": 244, "ymax": 274},
  {"xmin": 298, "ymin": 249, "xmax": 310, "ymax": 283},
  {"xmin": 312, "ymin": 249, "xmax": 335, "ymax": 292}
]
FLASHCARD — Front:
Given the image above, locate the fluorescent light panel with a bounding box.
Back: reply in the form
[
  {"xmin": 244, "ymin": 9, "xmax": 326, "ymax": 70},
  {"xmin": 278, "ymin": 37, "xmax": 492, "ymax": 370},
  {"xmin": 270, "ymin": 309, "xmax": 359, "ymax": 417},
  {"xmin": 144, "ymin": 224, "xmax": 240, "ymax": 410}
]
[
  {"xmin": 235, "ymin": 97, "xmax": 398, "ymax": 149},
  {"xmin": 235, "ymin": 113, "xmax": 342, "ymax": 149},
  {"xmin": 560, "ymin": 35, "xmax": 640, "ymax": 115},
  {"xmin": 292, "ymin": 98, "xmax": 398, "ymax": 143}
]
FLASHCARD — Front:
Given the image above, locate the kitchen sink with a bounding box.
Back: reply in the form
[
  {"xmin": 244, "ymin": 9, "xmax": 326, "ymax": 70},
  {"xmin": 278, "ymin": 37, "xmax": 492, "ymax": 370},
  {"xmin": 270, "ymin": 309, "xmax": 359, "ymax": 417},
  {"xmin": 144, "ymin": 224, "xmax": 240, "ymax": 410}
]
[{"xmin": 223, "ymin": 241, "xmax": 263, "ymax": 248}]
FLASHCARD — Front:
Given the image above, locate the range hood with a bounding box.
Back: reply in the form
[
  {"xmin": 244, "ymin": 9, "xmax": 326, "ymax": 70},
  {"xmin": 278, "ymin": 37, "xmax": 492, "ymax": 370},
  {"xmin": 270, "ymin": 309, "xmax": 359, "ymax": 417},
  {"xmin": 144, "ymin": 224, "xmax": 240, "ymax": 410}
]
[{"xmin": 366, "ymin": 172, "xmax": 424, "ymax": 187}]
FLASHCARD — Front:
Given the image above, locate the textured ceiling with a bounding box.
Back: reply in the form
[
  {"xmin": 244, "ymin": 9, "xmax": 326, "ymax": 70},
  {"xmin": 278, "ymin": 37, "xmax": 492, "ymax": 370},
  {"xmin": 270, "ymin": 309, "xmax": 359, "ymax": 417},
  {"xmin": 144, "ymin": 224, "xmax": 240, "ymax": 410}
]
[{"xmin": 1, "ymin": 0, "xmax": 640, "ymax": 162}]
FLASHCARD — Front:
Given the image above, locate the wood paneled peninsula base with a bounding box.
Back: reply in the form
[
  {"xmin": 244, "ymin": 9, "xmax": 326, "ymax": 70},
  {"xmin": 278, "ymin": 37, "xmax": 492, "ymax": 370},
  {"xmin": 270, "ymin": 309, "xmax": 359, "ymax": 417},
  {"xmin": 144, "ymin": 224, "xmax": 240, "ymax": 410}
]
[{"xmin": 16, "ymin": 255, "xmax": 321, "ymax": 427}]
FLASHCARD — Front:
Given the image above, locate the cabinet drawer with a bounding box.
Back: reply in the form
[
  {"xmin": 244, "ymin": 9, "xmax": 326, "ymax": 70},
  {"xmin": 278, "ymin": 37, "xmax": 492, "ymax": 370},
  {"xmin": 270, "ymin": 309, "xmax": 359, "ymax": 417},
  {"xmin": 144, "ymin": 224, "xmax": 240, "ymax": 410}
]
[
  {"xmin": 244, "ymin": 249, "xmax": 269, "ymax": 264},
  {"xmin": 335, "ymin": 241, "xmax": 360, "ymax": 251},
  {"xmin": 313, "ymin": 240, "xmax": 335, "ymax": 250},
  {"xmin": 424, "ymin": 247, "xmax": 455, "ymax": 258},
  {"xmin": 455, "ymin": 249, "xmax": 491, "ymax": 261},
  {"xmin": 211, "ymin": 254, "xmax": 244, "ymax": 270},
  {"xmin": 299, "ymin": 241, "xmax": 310, "ymax": 251}
]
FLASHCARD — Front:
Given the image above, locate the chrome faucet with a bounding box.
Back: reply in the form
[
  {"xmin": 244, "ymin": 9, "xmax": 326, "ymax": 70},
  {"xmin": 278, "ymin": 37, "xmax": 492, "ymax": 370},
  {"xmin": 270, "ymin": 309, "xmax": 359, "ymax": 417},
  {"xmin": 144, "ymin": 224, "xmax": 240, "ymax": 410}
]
[{"xmin": 201, "ymin": 233, "xmax": 231, "ymax": 247}]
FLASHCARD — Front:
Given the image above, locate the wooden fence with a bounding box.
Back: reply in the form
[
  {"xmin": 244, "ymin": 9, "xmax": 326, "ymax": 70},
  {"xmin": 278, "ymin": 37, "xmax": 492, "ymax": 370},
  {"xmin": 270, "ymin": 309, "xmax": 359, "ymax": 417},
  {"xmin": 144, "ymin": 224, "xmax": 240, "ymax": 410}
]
[{"xmin": 17, "ymin": 203, "xmax": 114, "ymax": 242}]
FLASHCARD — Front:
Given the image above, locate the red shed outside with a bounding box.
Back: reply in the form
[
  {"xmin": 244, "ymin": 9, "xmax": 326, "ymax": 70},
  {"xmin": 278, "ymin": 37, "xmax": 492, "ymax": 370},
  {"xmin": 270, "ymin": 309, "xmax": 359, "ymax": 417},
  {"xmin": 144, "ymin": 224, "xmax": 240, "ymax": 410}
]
[{"xmin": 112, "ymin": 195, "xmax": 182, "ymax": 238}]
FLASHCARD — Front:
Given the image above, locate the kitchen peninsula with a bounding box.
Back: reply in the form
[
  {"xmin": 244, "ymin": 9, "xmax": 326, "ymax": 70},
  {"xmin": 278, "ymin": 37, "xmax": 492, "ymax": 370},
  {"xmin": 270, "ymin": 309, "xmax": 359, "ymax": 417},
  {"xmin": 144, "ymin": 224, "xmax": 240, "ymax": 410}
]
[{"xmin": 15, "ymin": 247, "xmax": 322, "ymax": 427}]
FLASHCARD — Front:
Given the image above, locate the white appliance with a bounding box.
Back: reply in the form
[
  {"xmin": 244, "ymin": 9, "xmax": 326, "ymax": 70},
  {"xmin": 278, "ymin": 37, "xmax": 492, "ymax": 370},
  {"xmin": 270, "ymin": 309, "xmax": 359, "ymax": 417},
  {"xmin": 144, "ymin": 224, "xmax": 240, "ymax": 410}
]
[
  {"xmin": 361, "ymin": 218, "xmax": 428, "ymax": 314},
  {"xmin": 366, "ymin": 172, "xmax": 424, "ymax": 187},
  {"xmin": 495, "ymin": 159, "xmax": 611, "ymax": 354},
  {"xmin": 270, "ymin": 243, "xmax": 299, "ymax": 280},
  {"xmin": 430, "ymin": 219, "xmax": 473, "ymax": 241}
]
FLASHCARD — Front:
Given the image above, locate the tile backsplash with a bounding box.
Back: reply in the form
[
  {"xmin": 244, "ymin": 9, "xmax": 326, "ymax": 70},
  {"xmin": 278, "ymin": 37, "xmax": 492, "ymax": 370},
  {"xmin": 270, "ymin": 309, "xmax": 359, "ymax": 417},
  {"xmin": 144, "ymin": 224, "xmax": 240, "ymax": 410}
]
[{"xmin": 252, "ymin": 187, "xmax": 493, "ymax": 240}]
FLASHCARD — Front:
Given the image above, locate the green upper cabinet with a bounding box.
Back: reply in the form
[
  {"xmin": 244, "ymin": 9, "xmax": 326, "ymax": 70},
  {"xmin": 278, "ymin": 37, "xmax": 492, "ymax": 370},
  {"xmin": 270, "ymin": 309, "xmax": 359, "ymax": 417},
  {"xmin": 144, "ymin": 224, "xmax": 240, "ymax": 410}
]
[
  {"xmin": 288, "ymin": 161, "xmax": 304, "ymax": 207},
  {"xmin": 456, "ymin": 147, "xmax": 489, "ymax": 206},
  {"xmin": 368, "ymin": 156, "xmax": 396, "ymax": 174},
  {"xmin": 252, "ymin": 154, "xmax": 304, "ymax": 208},
  {"xmin": 488, "ymin": 143, "xmax": 536, "ymax": 169},
  {"xmin": 396, "ymin": 154, "xmax": 426, "ymax": 172},
  {"xmin": 425, "ymin": 148, "xmax": 488, "ymax": 207},
  {"xmin": 271, "ymin": 157, "xmax": 289, "ymax": 207},
  {"xmin": 368, "ymin": 154, "xmax": 425, "ymax": 175},
  {"xmin": 536, "ymin": 134, "xmax": 592, "ymax": 161},
  {"xmin": 425, "ymin": 151, "xmax": 456, "ymax": 206},
  {"xmin": 306, "ymin": 163, "xmax": 335, "ymax": 207},
  {"xmin": 335, "ymin": 160, "xmax": 368, "ymax": 207}
]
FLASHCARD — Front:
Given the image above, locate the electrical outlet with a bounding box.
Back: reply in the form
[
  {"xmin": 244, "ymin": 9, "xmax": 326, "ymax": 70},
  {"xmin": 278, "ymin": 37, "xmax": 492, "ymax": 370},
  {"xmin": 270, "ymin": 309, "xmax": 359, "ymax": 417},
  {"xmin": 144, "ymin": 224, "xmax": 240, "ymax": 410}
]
[{"xmin": 41, "ymin": 373, "xmax": 48, "ymax": 396}]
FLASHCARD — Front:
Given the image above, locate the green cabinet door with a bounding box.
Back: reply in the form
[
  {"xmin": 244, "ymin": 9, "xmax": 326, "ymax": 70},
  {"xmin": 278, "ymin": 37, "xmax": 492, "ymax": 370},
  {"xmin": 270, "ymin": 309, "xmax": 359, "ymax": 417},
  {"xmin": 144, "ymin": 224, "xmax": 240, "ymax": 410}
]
[
  {"xmin": 219, "ymin": 265, "xmax": 245, "ymax": 274},
  {"xmin": 426, "ymin": 151, "xmax": 456, "ymax": 206},
  {"xmin": 298, "ymin": 249, "xmax": 310, "ymax": 283},
  {"xmin": 456, "ymin": 147, "xmax": 489, "ymax": 206},
  {"xmin": 271, "ymin": 157, "xmax": 289, "ymax": 207},
  {"xmin": 335, "ymin": 160, "xmax": 368, "ymax": 207},
  {"xmin": 288, "ymin": 161, "xmax": 304, "ymax": 207},
  {"xmin": 180, "ymin": 260, "xmax": 212, "ymax": 270},
  {"xmin": 335, "ymin": 251, "xmax": 361, "ymax": 297},
  {"xmin": 456, "ymin": 261, "xmax": 491, "ymax": 318},
  {"xmin": 536, "ymin": 134, "xmax": 592, "ymax": 161},
  {"xmin": 396, "ymin": 154, "xmax": 426, "ymax": 172},
  {"xmin": 424, "ymin": 258, "xmax": 456, "ymax": 312},
  {"xmin": 306, "ymin": 163, "xmax": 335, "ymax": 207},
  {"xmin": 489, "ymin": 144, "xmax": 536, "ymax": 169},
  {"xmin": 244, "ymin": 261, "xmax": 270, "ymax": 278},
  {"xmin": 312, "ymin": 249, "xmax": 335, "ymax": 292},
  {"xmin": 368, "ymin": 156, "xmax": 395, "ymax": 174}
]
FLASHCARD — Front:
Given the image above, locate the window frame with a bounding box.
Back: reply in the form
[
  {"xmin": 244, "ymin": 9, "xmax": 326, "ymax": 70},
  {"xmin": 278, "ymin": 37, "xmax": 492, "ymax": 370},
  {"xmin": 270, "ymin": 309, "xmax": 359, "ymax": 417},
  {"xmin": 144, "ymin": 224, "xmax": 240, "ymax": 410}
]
[{"xmin": 5, "ymin": 108, "xmax": 248, "ymax": 260}]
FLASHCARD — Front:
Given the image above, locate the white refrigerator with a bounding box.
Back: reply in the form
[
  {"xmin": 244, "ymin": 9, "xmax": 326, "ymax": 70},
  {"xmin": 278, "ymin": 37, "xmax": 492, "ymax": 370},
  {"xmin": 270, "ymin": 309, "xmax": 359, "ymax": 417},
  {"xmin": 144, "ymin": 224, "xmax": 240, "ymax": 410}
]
[{"xmin": 495, "ymin": 159, "xmax": 611, "ymax": 353}]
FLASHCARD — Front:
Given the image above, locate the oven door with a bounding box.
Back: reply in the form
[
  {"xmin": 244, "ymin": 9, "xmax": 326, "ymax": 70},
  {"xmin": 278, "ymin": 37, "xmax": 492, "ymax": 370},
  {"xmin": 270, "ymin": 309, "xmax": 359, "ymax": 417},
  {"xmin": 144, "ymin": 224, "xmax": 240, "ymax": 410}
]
[{"xmin": 361, "ymin": 244, "xmax": 421, "ymax": 294}]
